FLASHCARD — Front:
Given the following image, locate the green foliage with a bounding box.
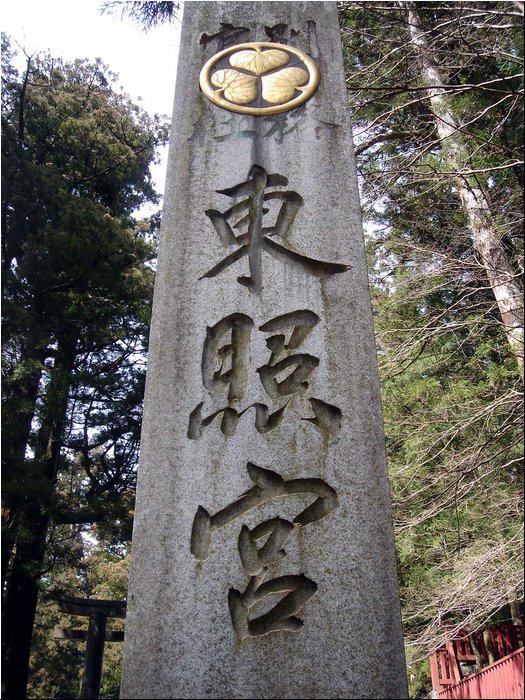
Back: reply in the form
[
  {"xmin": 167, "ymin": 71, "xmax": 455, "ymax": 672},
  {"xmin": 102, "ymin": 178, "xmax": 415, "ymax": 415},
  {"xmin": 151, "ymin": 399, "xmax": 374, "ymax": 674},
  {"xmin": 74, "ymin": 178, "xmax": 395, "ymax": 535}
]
[
  {"xmin": 1, "ymin": 35, "xmax": 168, "ymax": 697},
  {"xmin": 339, "ymin": 1, "xmax": 524, "ymax": 692},
  {"xmin": 407, "ymin": 658, "xmax": 431, "ymax": 699},
  {"xmin": 2, "ymin": 2, "xmax": 523, "ymax": 694},
  {"xmin": 101, "ymin": 1, "xmax": 181, "ymax": 30},
  {"xmin": 27, "ymin": 541, "xmax": 130, "ymax": 699}
]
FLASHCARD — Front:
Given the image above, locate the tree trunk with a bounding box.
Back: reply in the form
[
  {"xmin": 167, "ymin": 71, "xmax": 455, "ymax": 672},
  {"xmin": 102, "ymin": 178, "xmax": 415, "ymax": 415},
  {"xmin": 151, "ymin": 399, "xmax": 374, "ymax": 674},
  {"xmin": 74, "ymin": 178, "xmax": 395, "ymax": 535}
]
[
  {"xmin": 32, "ymin": 333, "xmax": 77, "ymax": 480},
  {"xmin": 1, "ymin": 515, "xmax": 48, "ymax": 699},
  {"xmin": 508, "ymin": 590, "xmax": 523, "ymax": 626},
  {"xmin": 1, "ymin": 335, "xmax": 77, "ymax": 699},
  {"xmin": 482, "ymin": 628, "xmax": 497, "ymax": 665},
  {"xmin": 404, "ymin": 1, "xmax": 524, "ymax": 382},
  {"xmin": 1, "ymin": 330, "xmax": 48, "ymax": 593}
]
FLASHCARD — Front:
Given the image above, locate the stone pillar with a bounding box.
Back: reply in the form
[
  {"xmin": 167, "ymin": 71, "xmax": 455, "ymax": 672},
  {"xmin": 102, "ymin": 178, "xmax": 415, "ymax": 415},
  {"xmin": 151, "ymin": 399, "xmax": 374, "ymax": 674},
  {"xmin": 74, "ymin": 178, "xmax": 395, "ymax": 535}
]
[{"xmin": 120, "ymin": 2, "xmax": 407, "ymax": 698}]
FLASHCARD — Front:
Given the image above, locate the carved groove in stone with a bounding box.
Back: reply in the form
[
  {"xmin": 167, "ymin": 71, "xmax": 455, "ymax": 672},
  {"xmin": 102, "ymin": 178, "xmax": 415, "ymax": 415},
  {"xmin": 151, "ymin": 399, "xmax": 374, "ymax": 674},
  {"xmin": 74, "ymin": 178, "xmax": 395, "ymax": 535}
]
[
  {"xmin": 264, "ymin": 23, "xmax": 292, "ymax": 45},
  {"xmin": 229, "ymin": 574, "xmax": 318, "ymax": 639},
  {"xmin": 200, "ymin": 23, "xmax": 250, "ymax": 50},
  {"xmin": 302, "ymin": 397, "xmax": 342, "ymax": 436},
  {"xmin": 187, "ymin": 400, "xmax": 290, "ymax": 440},
  {"xmin": 238, "ymin": 517, "xmax": 294, "ymax": 576},
  {"xmin": 201, "ymin": 313, "xmax": 253, "ymax": 401},
  {"xmin": 260, "ymin": 310, "xmax": 319, "ymax": 365},
  {"xmin": 258, "ymin": 353, "xmax": 320, "ymax": 399},
  {"xmin": 201, "ymin": 165, "xmax": 351, "ymax": 294},
  {"xmin": 190, "ymin": 462, "xmax": 338, "ymax": 561}
]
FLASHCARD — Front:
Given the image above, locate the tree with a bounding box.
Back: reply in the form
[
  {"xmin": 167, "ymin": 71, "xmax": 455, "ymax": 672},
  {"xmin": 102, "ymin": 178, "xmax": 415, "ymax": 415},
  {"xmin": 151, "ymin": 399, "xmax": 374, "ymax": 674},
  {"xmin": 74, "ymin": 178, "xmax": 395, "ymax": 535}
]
[
  {"xmin": 403, "ymin": 1, "xmax": 523, "ymax": 381},
  {"xmin": 5, "ymin": 4, "xmax": 521, "ymax": 696},
  {"xmin": 27, "ymin": 537, "xmax": 131, "ymax": 699},
  {"xmin": 1, "ymin": 36, "xmax": 168, "ymax": 698},
  {"xmin": 337, "ymin": 0, "xmax": 523, "ymax": 687},
  {"xmin": 339, "ymin": 0, "xmax": 523, "ymax": 373},
  {"xmin": 101, "ymin": 1, "xmax": 181, "ymax": 30}
]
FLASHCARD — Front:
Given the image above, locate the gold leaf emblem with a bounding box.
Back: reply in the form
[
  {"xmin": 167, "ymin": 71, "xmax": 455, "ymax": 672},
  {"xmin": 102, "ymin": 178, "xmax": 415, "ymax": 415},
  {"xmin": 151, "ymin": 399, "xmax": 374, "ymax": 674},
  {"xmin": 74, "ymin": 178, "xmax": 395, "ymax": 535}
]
[
  {"xmin": 200, "ymin": 42, "xmax": 321, "ymax": 116},
  {"xmin": 211, "ymin": 69, "xmax": 258, "ymax": 105},
  {"xmin": 229, "ymin": 48, "xmax": 290, "ymax": 75},
  {"xmin": 261, "ymin": 67, "xmax": 309, "ymax": 105}
]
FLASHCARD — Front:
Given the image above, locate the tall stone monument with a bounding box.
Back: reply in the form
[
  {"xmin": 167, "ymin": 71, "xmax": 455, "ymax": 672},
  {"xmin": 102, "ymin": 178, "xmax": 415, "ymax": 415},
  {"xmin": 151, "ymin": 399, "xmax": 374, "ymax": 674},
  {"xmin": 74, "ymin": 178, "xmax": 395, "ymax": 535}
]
[{"xmin": 120, "ymin": 2, "xmax": 407, "ymax": 698}]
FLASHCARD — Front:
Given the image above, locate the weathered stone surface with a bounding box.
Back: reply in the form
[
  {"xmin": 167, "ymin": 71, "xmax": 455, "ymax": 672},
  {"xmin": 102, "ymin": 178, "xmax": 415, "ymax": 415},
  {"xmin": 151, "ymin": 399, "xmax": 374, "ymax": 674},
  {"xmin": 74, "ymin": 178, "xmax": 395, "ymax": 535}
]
[{"xmin": 120, "ymin": 3, "xmax": 407, "ymax": 698}]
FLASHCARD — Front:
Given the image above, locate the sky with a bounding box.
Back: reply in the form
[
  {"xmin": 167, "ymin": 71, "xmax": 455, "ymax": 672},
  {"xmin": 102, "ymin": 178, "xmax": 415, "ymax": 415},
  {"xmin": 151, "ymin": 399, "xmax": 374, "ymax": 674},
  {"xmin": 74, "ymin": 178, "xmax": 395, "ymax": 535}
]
[{"xmin": 1, "ymin": 0, "xmax": 183, "ymax": 203}]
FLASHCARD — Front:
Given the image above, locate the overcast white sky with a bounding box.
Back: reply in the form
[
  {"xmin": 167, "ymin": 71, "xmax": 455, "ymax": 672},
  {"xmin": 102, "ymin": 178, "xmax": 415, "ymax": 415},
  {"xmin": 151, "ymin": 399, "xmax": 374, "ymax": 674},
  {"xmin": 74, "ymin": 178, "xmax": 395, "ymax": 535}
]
[{"xmin": 1, "ymin": 0, "xmax": 183, "ymax": 202}]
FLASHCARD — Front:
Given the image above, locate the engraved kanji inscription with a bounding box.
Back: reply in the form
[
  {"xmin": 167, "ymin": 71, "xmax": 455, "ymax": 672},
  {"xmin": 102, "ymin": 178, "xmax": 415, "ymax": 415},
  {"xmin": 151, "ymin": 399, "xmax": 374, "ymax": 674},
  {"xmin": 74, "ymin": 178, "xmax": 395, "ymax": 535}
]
[
  {"xmin": 228, "ymin": 574, "xmax": 318, "ymax": 637},
  {"xmin": 191, "ymin": 462, "xmax": 338, "ymax": 638},
  {"xmin": 188, "ymin": 400, "xmax": 290, "ymax": 439},
  {"xmin": 202, "ymin": 313, "xmax": 253, "ymax": 401},
  {"xmin": 260, "ymin": 310, "xmax": 319, "ymax": 364},
  {"xmin": 258, "ymin": 310, "xmax": 319, "ymax": 398},
  {"xmin": 189, "ymin": 309, "xmax": 342, "ymax": 439},
  {"xmin": 201, "ymin": 165, "xmax": 350, "ymax": 293},
  {"xmin": 212, "ymin": 105, "xmax": 307, "ymax": 144}
]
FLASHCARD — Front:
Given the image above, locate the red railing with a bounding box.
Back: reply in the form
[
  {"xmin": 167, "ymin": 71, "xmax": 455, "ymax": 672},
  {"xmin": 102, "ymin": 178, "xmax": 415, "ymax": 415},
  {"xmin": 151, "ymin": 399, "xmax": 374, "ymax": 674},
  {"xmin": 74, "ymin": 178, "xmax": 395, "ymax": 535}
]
[
  {"xmin": 438, "ymin": 647, "xmax": 524, "ymax": 700},
  {"xmin": 430, "ymin": 623, "xmax": 524, "ymax": 699}
]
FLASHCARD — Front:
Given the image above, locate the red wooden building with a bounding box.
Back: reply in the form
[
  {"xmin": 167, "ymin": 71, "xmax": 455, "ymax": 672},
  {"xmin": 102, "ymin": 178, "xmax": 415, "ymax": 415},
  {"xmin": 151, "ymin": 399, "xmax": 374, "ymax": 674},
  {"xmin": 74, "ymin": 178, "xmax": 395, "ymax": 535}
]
[{"xmin": 430, "ymin": 623, "xmax": 524, "ymax": 699}]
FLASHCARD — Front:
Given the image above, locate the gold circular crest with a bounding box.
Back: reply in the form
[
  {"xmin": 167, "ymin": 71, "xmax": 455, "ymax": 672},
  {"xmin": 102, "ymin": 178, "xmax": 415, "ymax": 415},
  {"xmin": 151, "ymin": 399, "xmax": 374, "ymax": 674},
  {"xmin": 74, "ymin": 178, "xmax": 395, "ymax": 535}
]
[{"xmin": 199, "ymin": 42, "xmax": 321, "ymax": 116}]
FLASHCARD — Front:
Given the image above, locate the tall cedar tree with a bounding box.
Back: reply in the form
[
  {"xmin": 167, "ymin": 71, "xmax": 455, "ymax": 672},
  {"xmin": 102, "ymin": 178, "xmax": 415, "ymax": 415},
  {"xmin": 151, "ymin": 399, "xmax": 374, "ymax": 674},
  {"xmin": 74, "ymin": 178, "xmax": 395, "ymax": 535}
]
[
  {"xmin": 1, "ymin": 36, "xmax": 168, "ymax": 698},
  {"xmin": 338, "ymin": 0, "xmax": 523, "ymax": 678}
]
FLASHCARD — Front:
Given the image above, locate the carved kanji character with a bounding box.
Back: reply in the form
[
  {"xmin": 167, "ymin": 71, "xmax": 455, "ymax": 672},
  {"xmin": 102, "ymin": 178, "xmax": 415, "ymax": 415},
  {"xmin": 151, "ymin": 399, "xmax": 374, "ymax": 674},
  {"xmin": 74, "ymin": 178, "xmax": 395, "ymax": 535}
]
[{"xmin": 201, "ymin": 165, "xmax": 350, "ymax": 293}]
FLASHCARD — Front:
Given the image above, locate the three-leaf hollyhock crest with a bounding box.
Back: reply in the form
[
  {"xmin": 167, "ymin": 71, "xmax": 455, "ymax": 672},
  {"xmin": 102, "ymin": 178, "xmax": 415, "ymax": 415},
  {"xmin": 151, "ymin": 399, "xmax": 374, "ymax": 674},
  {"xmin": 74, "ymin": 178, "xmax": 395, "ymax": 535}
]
[{"xmin": 200, "ymin": 42, "xmax": 321, "ymax": 115}]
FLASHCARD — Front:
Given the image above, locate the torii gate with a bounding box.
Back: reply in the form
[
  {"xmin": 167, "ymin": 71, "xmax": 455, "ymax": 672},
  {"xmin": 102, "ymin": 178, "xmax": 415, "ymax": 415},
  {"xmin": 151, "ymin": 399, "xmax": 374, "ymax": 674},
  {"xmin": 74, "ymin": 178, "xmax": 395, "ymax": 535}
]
[{"xmin": 52, "ymin": 595, "xmax": 126, "ymax": 699}]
